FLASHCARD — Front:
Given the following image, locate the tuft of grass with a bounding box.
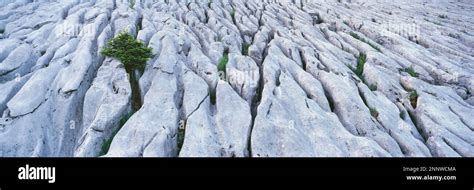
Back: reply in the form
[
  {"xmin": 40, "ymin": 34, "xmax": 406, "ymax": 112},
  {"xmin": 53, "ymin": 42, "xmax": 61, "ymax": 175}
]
[
  {"xmin": 438, "ymin": 14, "xmax": 448, "ymax": 19},
  {"xmin": 100, "ymin": 112, "xmax": 134, "ymax": 156},
  {"xmin": 230, "ymin": 8, "xmax": 236, "ymax": 24},
  {"xmin": 409, "ymin": 90, "xmax": 419, "ymax": 108},
  {"xmin": 343, "ymin": 20, "xmax": 350, "ymax": 26},
  {"xmin": 217, "ymin": 51, "xmax": 229, "ymax": 75},
  {"xmin": 349, "ymin": 32, "xmax": 381, "ymax": 52},
  {"xmin": 209, "ymin": 89, "xmax": 216, "ymax": 105},
  {"xmin": 242, "ymin": 43, "xmax": 250, "ymax": 56},
  {"xmin": 230, "ymin": 8, "xmax": 236, "ymax": 18},
  {"xmin": 354, "ymin": 53, "xmax": 367, "ymax": 78},
  {"xmin": 405, "ymin": 66, "xmax": 418, "ymax": 77},
  {"xmin": 370, "ymin": 107, "xmax": 379, "ymax": 118},
  {"xmin": 369, "ymin": 83, "xmax": 378, "ymax": 91}
]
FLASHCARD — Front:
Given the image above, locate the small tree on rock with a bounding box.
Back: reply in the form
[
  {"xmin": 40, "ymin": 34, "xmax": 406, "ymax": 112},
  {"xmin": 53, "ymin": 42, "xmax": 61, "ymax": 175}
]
[
  {"xmin": 101, "ymin": 32, "xmax": 153, "ymax": 111},
  {"xmin": 101, "ymin": 32, "xmax": 152, "ymax": 73}
]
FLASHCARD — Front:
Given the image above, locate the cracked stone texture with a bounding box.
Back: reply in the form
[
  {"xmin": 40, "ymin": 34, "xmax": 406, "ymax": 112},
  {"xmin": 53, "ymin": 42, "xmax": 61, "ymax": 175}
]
[{"xmin": 0, "ymin": 0, "xmax": 473, "ymax": 157}]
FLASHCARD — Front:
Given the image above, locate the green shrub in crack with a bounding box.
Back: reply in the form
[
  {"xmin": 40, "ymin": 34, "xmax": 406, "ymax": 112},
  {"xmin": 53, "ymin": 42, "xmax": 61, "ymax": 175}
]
[
  {"xmin": 409, "ymin": 90, "xmax": 419, "ymax": 108},
  {"xmin": 230, "ymin": 8, "xmax": 236, "ymax": 19},
  {"xmin": 210, "ymin": 90, "xmax": 217, "ymax": 105},
  {"xmin": 355, "ymin": 53, "xmax": 366, "ymax": 78},
  {"xmin": 217, "ymin": 51, "xmax": 229, "ymax": 75},
  {"xmin": 369, "ymin": 83, "xmax": 378, "ymax": 91},
  {"xmin": 242, "ymin": 43, "xmax": 250, "ymax": 55},
  {"xmin": 230, "ymin": 8, "xmax": 236, "ymax": 24},
  {"xmin": 370, "ymin": 107, "xmax": 379, "ymax": 118},
  {"xmin": 405, "ymin": 66, "xmax": 418, "ymax": 77},
  {"xmin": 100, "ymin": 112, "xmax": 134, "ymax": 156}
]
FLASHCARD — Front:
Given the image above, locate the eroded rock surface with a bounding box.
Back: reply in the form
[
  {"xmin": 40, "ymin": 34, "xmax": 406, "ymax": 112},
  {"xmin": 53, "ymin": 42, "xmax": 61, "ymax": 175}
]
[{"xmin": 0, "ymin": 0, "xmax": 473, "ymax": 157}]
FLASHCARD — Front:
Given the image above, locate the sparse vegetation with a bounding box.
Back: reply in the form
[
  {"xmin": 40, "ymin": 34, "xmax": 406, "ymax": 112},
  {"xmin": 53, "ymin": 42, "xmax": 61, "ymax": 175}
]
[
  {"xmin": 217, "ymin": 51, "xmax": 229, "ymax": 76},
  {"xmin": 354, "ymin": 53, "xmax": 367, "ymax": 78},
  {"xmin": 343, "ymin": 20, "xmax": 350, "ymax": 26},
  {"xmin": 409, "ymin": 90, "xmax": 419, "ymax": 108},
  {"xmin": 370, "ymin": 107, "xmax": 379, "ymax": 118},
  {"xmin": 369, "ymin": 83, "xmax": 378, "ymax": 91},
  {"xmin": 350, "ymin": 32, "xmax": 381, "ymax": 52},
  {"xmin": 242, "ymin": 43, "xmax": 250, "ymax": 55},
  {"xmin": 230, "ymin": 8, "xmax": 236, "ymax": 18},
  {"xmin": 210, "ymin": 90, "xmax": 216, "ymax": 105},
  {"xmin": 100, "ymin": 134, "xmax": 115, "ymax": 156},
  {"xmin": 438, "ymin": 14, "xmax": 448, "ymax": 19},
  {"xmin": 100, "ymin": 112, "xmax": 134, "ymax": 156},
  {"xmin": 230, "ymin": 8, "xmax": 236, "ymax": 24},
  {"xmin": 405, "ymin": 66, "xmax": 418, "ymax": 77}
]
